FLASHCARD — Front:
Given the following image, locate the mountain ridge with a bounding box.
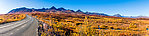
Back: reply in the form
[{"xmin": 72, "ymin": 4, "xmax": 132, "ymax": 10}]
[
  {"xmin": 8, "ymin": 6, "xmax": 109, "ymax": 16},
  {"xmin": 8, "ymin": 6, "xmax": 149, "ymax": 18}
]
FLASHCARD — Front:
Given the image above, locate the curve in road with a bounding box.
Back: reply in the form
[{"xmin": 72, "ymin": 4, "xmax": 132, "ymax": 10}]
[{"xmin": 0, "ymin": 15, "xmax": 38, "ymax": 36}]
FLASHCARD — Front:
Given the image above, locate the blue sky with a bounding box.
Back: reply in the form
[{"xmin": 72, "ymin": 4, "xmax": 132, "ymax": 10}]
[{"xmin": 0, "ymin": 0, "xmax": 149, "ymax": 16}]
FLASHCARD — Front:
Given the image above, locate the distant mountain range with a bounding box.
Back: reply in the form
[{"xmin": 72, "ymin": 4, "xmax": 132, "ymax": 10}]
[
  {"xmin": 8, "ymin": 6, "xmax": 109, "ymax": 16},
  {"xmin": 8, "ymin": 6, "xmax": 148, "ymax": 18}
]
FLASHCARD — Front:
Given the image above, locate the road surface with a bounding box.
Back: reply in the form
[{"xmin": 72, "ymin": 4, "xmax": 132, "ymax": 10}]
[{"xmin": 0, "ymin": 15, "xmax": 38, "ymax": 36}]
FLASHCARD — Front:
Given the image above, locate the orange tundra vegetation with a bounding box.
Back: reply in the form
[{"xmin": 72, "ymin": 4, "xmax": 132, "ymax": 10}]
[
  {"xmin": 0, "ymin": 14, "xmax": 26, "ymax": 24},
  {"xmin": 28, "ymin": 12, "xmax": 149, "ymax": 36}
]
